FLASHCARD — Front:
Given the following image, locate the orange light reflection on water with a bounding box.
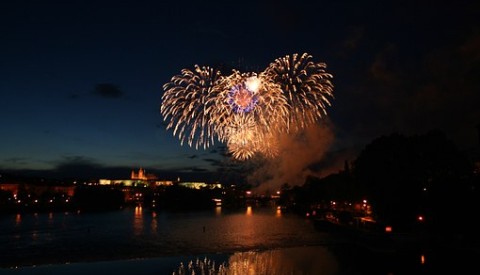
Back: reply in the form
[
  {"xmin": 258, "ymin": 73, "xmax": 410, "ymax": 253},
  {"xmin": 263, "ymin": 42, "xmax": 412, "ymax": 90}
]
[
  {"xmin": 133, "ymin": 206, "xmax": 144, "ymax": 236},
  {"xmin": 48, "ymin": 212, "xmax": 54, "ymax": 226},
  {"xmin": 151, "ymin": 211, "xmax": 158, "ymax": 234},
  {"xmin": 226, "ymin": 246, "xmax": 338, "ymax": 274},
  {"xmin": 276, "ymin": 206, "xmax": 282, "ymax": 217},
  {"xmin": 15, "ymin": 213, "xmax": 21, "ymax": 226}
]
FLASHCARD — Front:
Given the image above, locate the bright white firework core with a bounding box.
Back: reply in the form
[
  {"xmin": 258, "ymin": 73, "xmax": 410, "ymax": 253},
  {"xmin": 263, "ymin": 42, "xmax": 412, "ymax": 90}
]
[{"xmin": 245, "ymin": 76, "xmax": 261, "ymax": 92}]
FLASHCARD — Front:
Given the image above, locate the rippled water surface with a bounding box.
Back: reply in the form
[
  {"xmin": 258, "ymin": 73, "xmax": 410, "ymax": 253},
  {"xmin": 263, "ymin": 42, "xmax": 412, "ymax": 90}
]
[
  {"xmin": 0, "ymin": 206, "xmax": 331, "ymax": 267},
  {"xmin": 1, "ymin": 206, "xmax": 476, "ymax": 274}
]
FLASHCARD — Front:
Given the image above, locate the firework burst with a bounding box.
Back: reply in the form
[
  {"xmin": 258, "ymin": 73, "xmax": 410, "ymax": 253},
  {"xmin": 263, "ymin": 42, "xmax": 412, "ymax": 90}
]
[
  {"xmin": 161, "ymin": 65, "xmax": 222, "ymax": 149},
  {"xmin": 265, "ymin": 53, "xmax": 334, "ymax": 131},
  {"xmin": 161, "ymin": 53, "xmax": 334, "ymax": 160}
]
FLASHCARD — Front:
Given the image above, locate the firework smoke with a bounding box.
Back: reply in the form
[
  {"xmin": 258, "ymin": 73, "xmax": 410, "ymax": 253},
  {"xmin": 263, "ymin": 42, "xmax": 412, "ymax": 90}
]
[{"xmin": 247, "ymin": 122, "xmax": 336, "ymax": 192}]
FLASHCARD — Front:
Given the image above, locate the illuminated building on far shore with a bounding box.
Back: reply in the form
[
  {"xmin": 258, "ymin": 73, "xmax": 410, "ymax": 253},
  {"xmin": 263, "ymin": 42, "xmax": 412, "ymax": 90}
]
[
  {"xmin": 0, "ymin": 183, "xmax": 75, "ymax": 197},
  {"xmin": 99, "ymin": 168, "xmax": 173, "ymax": 187},
  {"xmin": 98, "ymin": 168, "xmax": 222, "ymax": 190},
  {"xmin": 178, "ymin": 182, "xmax": 222, "ymax": 189},
  {"xmin": 97, "ymin": 168, "xmax": 222, "ymax": 205}
]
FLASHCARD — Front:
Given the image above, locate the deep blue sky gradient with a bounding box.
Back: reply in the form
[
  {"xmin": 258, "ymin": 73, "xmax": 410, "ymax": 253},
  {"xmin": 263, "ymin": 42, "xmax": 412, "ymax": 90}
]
[{"xmin": 1, "ymin": 0, "xmax": 479, "ymax": 184}]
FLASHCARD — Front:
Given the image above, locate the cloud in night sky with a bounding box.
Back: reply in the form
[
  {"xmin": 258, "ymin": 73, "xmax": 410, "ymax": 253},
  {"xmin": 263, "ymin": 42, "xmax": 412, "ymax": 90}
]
[{"xmin": 92, "ymin": 83, "xmax": 124, "ymax": 98}]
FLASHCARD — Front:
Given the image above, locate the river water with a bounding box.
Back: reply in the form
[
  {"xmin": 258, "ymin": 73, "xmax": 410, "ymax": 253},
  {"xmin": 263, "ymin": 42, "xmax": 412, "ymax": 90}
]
[{"xmin": 0, "ymin": 206, "xmax": 476, "ymax": 274}]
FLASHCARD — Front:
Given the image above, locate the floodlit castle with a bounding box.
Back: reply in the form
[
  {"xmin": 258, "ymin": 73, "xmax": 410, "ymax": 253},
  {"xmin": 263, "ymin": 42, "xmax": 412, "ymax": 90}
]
[
  {"xmin": 130, "ymin": 168, "xmax": 157, "ymax": 180},
  {"xmin": 99, "ymin": 168, "xmax": 172, "ymax": 187}
]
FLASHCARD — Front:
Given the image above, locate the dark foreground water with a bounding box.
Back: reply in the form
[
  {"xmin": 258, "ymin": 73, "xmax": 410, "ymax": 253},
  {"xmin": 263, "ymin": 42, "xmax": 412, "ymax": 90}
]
[{"xmin": 0, "ymin": 206, "xmax": 478, "ymax": 274}]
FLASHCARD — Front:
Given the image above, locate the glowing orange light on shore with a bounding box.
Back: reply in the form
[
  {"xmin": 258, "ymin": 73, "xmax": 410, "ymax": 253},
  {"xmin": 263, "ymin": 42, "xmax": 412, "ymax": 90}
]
[
  {"xmin": 385, "ymin": 226, "xmax": 392, "ymax": 233},
  {"xmin": 135, "ymin": 205, "xmax": 142, "ymax": 216},
  {"xmin": 418, "ymin": 215, "xmax": 424, "ymax": 221}
]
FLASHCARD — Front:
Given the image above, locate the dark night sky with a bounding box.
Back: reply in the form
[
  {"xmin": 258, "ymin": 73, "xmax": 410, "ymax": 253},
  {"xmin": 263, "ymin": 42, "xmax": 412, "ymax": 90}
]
[{"xmin": 1, "ymin": 0, "xmax": 479, "ymax": 186}]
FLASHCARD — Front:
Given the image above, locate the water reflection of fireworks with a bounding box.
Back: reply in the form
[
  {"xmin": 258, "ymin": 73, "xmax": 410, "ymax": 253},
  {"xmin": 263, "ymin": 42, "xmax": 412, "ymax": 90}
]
[
  {"xmin": 173, "ymin": 257, "xmax": 228, "ymax": 275},
  {"xmin": 173, "ymin": 246, "xmax": 339, "ymax": 275}
]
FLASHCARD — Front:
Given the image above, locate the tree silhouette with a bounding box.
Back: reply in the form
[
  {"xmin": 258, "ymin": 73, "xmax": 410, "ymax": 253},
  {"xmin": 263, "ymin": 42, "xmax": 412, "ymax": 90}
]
[{"xmin": 353, "ymin": 129, "xmax": 473, "ymax": 232}]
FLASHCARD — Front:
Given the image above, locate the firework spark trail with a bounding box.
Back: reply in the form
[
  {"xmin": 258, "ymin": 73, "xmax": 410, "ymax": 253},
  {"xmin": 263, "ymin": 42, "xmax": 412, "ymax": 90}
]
[
  {"xmin": 161, "ymin": 53, "xmax": 334, "ymax": 160},
  {"xmin": 161, "ymin": 65, "xmax": 222, "ymax": 150},
  {"xmin": 264, "ymin": 53, "xmax": 334, "ymax": 131}
]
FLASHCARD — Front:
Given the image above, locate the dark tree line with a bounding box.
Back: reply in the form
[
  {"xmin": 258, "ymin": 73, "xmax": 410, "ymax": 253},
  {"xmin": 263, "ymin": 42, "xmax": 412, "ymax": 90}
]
[
  {"xmin": 353, "ymin": 130, "xmax": 476, "ymax": 234},
  {"xmin": 284, "ymin": 129, "xmax": 478, "ymax": 238}
]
